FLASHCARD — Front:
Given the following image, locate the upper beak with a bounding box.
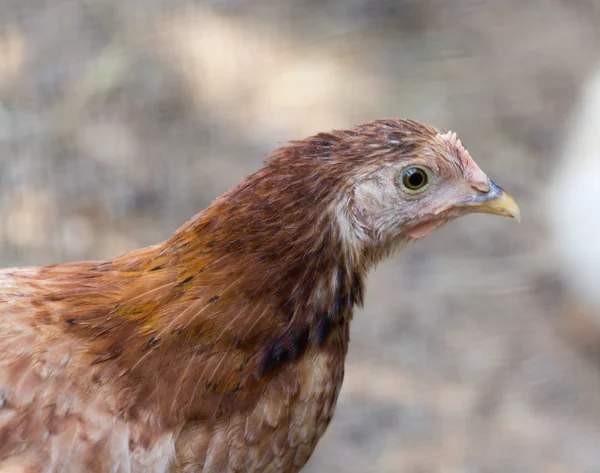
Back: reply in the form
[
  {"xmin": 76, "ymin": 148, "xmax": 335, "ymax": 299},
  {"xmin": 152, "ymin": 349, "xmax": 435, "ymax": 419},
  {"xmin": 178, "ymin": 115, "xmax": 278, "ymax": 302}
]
[{"xmin": 457, "ymin": 180, "xmax": 521, "ymax": 222}]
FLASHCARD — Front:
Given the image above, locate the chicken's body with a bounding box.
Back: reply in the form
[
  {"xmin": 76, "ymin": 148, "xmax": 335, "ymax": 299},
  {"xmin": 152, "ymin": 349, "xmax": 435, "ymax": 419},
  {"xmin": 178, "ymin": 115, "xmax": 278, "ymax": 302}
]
[
  {"xmin": 0, "ymin": 264, "xmax": 345, "ymax": 472},
  {"xmin": 0, "ymin": 240, "xmax": 350, "ymax": 473},
  {"xmin": 0, "ymin": 120, "xmax": 519, "ymax": 472}
]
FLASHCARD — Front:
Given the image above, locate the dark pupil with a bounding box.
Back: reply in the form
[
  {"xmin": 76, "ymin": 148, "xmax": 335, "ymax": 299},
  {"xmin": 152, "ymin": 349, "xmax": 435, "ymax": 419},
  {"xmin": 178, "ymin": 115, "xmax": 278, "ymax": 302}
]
[{"xmin": 405, "ymin": 169, "xmax": 426, "ymax": 188}]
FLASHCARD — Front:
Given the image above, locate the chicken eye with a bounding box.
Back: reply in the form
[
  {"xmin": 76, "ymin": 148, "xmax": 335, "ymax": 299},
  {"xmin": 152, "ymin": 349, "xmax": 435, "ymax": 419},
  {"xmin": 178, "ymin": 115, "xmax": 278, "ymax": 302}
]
[{"xmin": 399, "ymin": 167, "xmax": 429, "ymax": 193}]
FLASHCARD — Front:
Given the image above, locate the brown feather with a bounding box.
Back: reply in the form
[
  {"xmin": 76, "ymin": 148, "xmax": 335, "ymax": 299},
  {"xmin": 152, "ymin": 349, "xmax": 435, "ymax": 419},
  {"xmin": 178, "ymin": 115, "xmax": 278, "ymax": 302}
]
[{"xmin": 0, "ymin": 119, "xmax": 517, "ymax": 472}]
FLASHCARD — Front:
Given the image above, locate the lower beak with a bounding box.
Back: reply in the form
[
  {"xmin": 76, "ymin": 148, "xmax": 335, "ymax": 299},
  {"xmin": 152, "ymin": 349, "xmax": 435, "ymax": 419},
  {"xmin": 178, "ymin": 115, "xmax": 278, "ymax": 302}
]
[{"xmin": 458, "ymin": 180, "xmax": 521, "ymax": 222}]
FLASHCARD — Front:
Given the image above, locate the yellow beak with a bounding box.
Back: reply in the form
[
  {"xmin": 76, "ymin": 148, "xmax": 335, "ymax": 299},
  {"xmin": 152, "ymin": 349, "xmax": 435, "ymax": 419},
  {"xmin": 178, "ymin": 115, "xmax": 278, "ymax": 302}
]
[{"xmin": 458, "ymin": 180, "xmax": 521, "ymax": 222}]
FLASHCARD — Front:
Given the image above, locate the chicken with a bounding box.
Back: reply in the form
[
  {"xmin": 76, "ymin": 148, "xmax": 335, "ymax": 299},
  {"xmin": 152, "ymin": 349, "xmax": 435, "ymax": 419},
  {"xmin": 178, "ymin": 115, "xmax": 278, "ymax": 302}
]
[{"xmin": 0, "ymin": 119, "xmax": 519, "ymax": 473}]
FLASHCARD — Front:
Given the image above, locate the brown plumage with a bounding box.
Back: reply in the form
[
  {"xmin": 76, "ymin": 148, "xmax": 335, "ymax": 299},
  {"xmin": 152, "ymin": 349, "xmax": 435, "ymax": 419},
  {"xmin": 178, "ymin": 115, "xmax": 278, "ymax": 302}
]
[{"xmin": 0, "ymin": 119, "xmax": 519, "ymax": 472}]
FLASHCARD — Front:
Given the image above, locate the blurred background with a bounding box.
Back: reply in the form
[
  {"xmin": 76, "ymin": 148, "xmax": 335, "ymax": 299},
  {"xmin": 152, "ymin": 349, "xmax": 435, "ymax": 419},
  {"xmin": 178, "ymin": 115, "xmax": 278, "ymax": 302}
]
[{"xmin": 2, "ymin": 0, "xmax": 600, "ymax": 471}]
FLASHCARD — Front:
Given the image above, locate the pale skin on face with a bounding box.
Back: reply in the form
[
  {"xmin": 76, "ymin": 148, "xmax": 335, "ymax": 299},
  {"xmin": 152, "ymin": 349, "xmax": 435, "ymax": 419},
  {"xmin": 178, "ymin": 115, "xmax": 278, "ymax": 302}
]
[
  {"xmin": 405, "ymin": 131, "xmax": 493, "ymax": 239},
  {"xmin": 347, "ymin": 130, "xmax": 519, "ymax": 246}
]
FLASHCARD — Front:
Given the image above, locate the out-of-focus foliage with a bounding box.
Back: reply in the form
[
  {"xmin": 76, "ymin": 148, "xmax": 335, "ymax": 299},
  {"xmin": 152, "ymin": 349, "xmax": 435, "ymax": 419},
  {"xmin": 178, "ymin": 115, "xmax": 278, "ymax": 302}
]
[{"xmin": 2, "ymin": 1, "xmax": 600, "ymax": 472}]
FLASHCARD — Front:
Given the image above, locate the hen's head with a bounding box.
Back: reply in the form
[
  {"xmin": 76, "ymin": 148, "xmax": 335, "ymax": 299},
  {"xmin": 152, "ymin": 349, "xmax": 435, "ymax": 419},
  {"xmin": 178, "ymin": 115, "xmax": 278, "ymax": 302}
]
[
  {"xmin": 258, "ymin": 119, "xmax": 519, "ymax": 265},
  {"xmin": 173, "ymin": 118, "xmax": 519, "ymax": 283}
]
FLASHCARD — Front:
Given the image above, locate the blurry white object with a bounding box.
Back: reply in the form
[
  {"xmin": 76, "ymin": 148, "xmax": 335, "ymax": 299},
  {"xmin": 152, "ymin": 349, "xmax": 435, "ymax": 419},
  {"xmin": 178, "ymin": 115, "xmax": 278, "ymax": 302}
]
[{"xmin": 549, "ymin": 65, "xmax": 600, "ymax": 313}]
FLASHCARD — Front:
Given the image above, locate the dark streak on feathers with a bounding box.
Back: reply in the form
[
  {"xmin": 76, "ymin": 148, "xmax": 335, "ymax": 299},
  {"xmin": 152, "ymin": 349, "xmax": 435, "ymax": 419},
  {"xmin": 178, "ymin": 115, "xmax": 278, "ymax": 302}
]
[
  {"xmin": 313, "ymin": 316, "xmax": 332, "ymax": 345},
  {"xmin": 144, "ymin": 336, "xmax": 160, "ymax": 350},
  {"xmin": 260, "ymin": 327, "xmax": 310, "ymax": 375},
  {"xmin": 176, "ymin": 276, "xmax": 194, "ymax": 287}
]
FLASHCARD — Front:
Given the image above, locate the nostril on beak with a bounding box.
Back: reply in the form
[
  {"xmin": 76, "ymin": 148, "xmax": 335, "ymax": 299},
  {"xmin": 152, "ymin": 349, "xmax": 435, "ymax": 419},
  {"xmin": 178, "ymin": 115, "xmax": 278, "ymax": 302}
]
[{"xmin": 470, "ymin": 179, "xmax": 491, "ymax": 194}]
